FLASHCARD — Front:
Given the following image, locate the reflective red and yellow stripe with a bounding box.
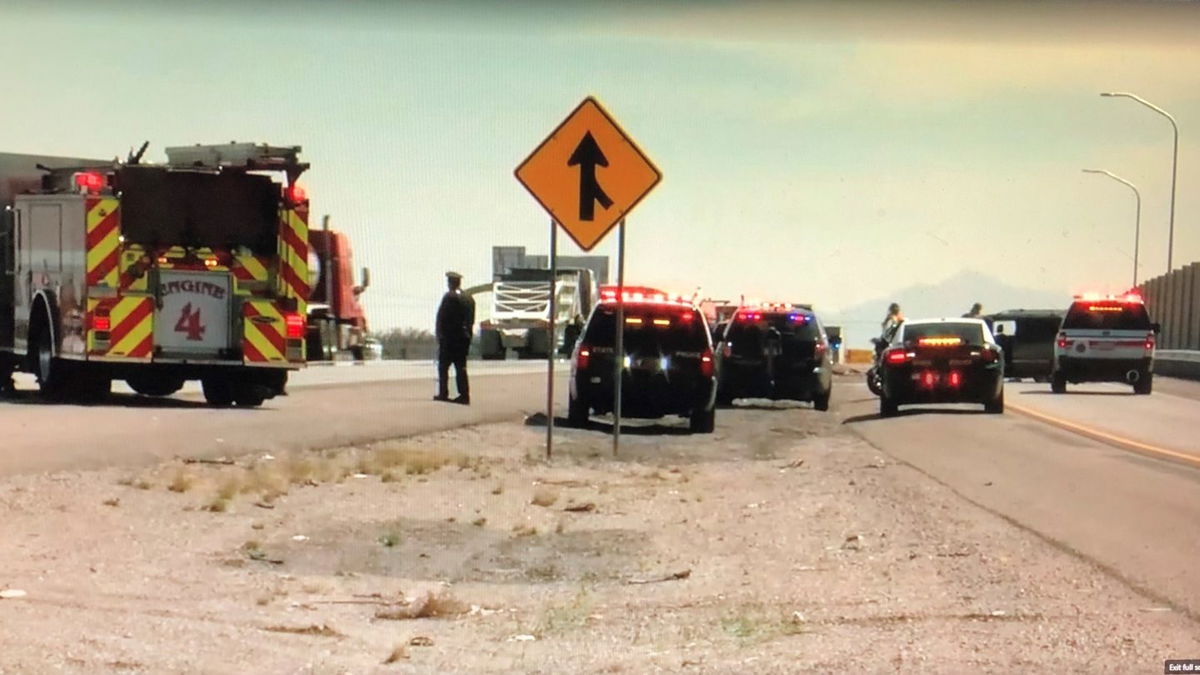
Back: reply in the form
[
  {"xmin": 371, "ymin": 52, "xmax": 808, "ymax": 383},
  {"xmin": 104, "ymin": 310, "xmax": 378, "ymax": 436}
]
[
  {"xmin": 277, "ymin": 205, "xmax": 309, "ymax": 314},
  {"xmin": 232, "ymin": 254, "xmax": 271, "ymax": 295},
  {"xmin": 243, "ymin": 300, "xmax": 289, "ymax": 365},
  {"xmin": 85, "ymin": 198, "xmax": 121, "ymax": 287},
  {"xmin": 87, "ymin": 296, "xmax": 154, "ymax": 360}
]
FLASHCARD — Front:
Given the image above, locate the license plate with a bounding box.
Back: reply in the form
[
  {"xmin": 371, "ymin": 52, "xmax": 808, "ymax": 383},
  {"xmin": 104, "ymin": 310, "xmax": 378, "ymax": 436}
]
[{"xmin": 1094, "ymin": 342, "xmax": 1115, "ymax": 351}]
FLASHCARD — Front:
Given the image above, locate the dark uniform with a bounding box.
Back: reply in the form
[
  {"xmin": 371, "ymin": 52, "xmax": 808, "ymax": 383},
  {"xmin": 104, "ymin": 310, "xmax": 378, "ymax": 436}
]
[{"xmin": 435, "ymin": 273, "xmax": 475, "ymax": 403}]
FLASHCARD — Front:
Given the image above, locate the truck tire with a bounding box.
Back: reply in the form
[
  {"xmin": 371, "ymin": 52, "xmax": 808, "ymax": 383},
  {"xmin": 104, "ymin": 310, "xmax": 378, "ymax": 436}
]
[
  {"xmin": 31, "ymin": 318, "xmax": 68, "ymax": 401},
  {"xmin": 233, "ymin": 380, "xmax": 267, "ymax": 408},
  {"xmin": 689, "ymin": 405, "xmax": 716, "ymax": 434},
  {"xmin": 480, "ymin": 329, "xmax": 504, "ymax": 360},
  {"xmin": 306, "ymin": 326, "xmax": 325, "ymax": 361},
  {"xmin": 127, "ymin": 374, "xmax": 185, "ymax": 397},
  {"xmin": 351, "ymin": 345, "xmax": 366, "ymax": 361},
  {"xmin": 202, "ymin": 376, "xmax": 235, "ymax": 407}
]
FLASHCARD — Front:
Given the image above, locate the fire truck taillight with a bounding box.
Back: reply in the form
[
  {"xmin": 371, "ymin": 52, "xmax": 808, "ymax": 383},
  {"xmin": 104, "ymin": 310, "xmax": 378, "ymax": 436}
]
[
  {"xmin": 284, "ymin": 313, "xmax": 305, "ymax": 339},
  {"xmin": 91, "ymin": 316, "xmax": 111, "ymax": 332}
]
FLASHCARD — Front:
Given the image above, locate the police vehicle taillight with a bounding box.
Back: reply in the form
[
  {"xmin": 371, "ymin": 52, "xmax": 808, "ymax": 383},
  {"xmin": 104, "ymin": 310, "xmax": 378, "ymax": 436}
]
[
  {"xmin": 700, "ymin": 349, "xmax": 714, "ymax": 377},
  {"xmin": 576, "ymin": 345, "xmax": 591, "ymax": 370}
]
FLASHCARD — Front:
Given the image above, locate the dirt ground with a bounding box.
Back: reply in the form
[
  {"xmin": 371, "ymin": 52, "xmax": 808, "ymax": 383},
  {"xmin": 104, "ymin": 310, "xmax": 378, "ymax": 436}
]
[{"xmin": 1, "ymin": 384, "xmax": 1198, "ymax": 673}]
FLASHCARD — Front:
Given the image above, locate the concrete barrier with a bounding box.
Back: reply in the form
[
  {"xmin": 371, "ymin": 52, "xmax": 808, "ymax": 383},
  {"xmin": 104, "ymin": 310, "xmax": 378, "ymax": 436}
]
[{"xmin": 1155, "ymin": 350, "xmax": 1200, "ymax": 380}]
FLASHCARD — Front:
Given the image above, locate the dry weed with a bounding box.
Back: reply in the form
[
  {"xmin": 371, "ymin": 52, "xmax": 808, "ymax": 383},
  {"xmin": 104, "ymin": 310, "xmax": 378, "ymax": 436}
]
[
  {"xmin": 102, "ymin": 497, "xmax": 120, "ymax": 507},
  {"xmin": 204, "ymin": 497, "xmax": 229, "ymax": 513},
  {"xmin": 167, "ymin": 470, "xmax": 195, "ymax": 493},
  {"xmin": 216, "ymin": 475, "xmax": 242, "ymax": 501},
  {"xmin": 262, "ymin": 623, "xmax": 343, "ymax": 637},
  {"xmin": 531, "ymin": 487, "xmax": 559, "ymax": 507},
  {"xmin": 374, "ymin": 589, "xmax": 468, "ymax": 620},
  {"xmin": 383, "ymin": 644, "xmax": 410, "ymax": 664}
]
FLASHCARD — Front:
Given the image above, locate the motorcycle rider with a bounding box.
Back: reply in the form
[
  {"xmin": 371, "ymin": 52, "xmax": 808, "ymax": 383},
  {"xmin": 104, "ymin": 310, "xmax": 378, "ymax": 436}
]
[{"xmin": 880, "ymin": 303, "xmax": 904, "ymax": 344}]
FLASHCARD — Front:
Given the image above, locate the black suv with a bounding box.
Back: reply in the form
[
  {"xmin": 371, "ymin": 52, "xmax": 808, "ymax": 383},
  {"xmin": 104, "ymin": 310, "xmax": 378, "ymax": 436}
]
[
  {"xmin": 568, "ymin": 291, "xmax": 717, "ymax": 433},
  {"xmin": 713, "ymin": 305, "xmax": 833, "ymax": 410}
]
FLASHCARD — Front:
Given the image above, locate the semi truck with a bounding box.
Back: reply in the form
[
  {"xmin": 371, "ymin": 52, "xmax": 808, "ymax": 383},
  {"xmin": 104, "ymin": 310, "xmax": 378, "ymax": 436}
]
[
  {"xmin": 479, "ymin": 267, "xmax": 596, "ymax": 360},
  {"xmin": 0, "ymin": 142, "xmax": 312, "ymax": 406},
  {"xmin": 306, "ymin": 218, "xmax": 370, "ymax": 361}
]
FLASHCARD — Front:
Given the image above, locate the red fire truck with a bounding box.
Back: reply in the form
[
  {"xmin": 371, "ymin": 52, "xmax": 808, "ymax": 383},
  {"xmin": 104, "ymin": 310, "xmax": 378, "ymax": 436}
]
[{"xmin": 0, "ymin": 142, "xmax": 311, "ymax": 406}]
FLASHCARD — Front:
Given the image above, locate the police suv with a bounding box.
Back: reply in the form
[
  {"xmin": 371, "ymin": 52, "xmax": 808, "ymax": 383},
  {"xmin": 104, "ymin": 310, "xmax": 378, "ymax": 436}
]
[{"xmin": 1051, "ymin": 293, "xmax": 1159, "ymax": 395}]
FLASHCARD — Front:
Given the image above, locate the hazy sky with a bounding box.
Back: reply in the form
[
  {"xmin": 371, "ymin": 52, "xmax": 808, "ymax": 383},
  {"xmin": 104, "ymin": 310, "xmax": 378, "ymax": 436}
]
[{"xmin": 4, "ymin": 1, "xmax": 1200, "ymax": 331}]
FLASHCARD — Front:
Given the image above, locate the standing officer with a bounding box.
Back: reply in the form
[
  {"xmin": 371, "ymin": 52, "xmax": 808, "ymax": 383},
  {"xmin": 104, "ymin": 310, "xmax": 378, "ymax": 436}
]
[{"xmin": 435, "ymin": 271, "xmax": 475, "ymax": 404}]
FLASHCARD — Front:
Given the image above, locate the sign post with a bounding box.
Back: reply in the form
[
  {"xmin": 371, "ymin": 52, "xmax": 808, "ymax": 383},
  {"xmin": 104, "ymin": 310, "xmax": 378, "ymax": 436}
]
[
  {"xmin": 613, "ymin": 220, "xmax": 625, "ymax": 456},
  {"xmin": 546, "ymin": 220, "xmax": 557, "ymax": 458},
  {"xmin": 514, "ymin": 97, "xmax": 661, "ymax": 458}
]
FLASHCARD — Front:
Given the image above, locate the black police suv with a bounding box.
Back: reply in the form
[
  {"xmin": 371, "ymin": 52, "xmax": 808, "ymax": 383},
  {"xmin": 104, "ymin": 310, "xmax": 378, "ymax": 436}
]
[
  {"xmin": 713, "ymin": 305, "xmax": 833, "ymax": 410},
  {"xmin": 568, "ymin": 290, "xmax": 717, "ymax": 433},
  {"xmin": 878, "ymin": 318, "xmax": 1005, "ymax": 417}
]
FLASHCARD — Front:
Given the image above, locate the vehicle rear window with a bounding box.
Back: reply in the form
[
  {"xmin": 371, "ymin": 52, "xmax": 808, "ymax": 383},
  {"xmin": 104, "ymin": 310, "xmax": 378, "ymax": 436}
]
[
  {"xmin": 1063, "ymin": 302, "xmax": 1151, "ymax": 331},
  {"xmin": 724, "ymin": 312, "xmax": 820, "ymax": 349},
  {"xmin": 900, "ymin": 322, "xmax": 985, "ymax": 345},
  {"xmin": 583, "ymin": 305, "xmax": 709, "ymax": 353}
]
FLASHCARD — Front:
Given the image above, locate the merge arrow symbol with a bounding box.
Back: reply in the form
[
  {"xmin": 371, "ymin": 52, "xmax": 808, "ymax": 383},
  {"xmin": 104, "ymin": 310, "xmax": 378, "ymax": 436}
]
[{"xmin": 567, "ymin": 131, "xmax": 614, "ymax": 222}]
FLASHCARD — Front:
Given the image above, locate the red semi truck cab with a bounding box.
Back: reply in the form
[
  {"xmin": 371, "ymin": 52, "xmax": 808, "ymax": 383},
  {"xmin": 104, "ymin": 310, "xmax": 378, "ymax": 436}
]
[{"xmin": 306, "ymin": 227, "xmax": 370, "ymax": 361}]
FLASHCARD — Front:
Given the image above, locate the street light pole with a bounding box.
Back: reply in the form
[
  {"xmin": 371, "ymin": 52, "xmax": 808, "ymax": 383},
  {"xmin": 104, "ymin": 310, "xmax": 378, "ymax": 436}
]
[
  {"xmin": 1101, "ymin": 92, "xmax": 1179, "ymax": 273},
  {"xmin": 1083, "ymin": 169, "xmax": 1141, "ymax": 287}
]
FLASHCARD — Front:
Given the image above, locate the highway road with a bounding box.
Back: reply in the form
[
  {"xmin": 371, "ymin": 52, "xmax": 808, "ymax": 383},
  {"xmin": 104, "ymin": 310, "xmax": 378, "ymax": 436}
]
[
  {"xmin": 0, "ymin": 361, "xmax": 557, "ymax": 476},
  {"xmin": 842, "ymin": 375, "xmax": 1200, "ymax": 622}
]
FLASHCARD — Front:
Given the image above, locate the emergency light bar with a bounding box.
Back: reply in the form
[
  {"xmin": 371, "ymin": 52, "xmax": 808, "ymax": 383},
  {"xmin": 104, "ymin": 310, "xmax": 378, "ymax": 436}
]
[{"xmin": 1074, "ymin": 292, "xmax": 1143, "ymax": 304}]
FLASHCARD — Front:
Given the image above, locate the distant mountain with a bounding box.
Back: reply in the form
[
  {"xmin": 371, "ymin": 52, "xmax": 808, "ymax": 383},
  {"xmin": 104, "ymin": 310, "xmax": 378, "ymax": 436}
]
[{"xmin": 826, "ymin": 270, "xmax": 1071, "ymax": 339}]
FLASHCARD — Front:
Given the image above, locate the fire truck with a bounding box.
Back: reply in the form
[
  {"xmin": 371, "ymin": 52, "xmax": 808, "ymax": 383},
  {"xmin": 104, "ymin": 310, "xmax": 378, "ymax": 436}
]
[
  {"xmin": 0, "ymin": 142, "xmax": 312, "ymax": 406},
  {"xmin": 306, "ymin": 218, "xmax": 370, "ymax": 361}
]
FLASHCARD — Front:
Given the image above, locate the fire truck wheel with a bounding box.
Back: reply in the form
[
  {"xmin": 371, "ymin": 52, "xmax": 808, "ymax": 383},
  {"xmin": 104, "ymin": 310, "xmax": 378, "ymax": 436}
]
[
  {"xmin": 31, "ymin": 323, "xmax": 67, "ymax": 401},
  {"xmin": 233, "ymin": 383, "xmax": 267, "ymax": 408},
  {"xmin": 202, "ymin": 377, "xmax": 235, "ymax": 407}
]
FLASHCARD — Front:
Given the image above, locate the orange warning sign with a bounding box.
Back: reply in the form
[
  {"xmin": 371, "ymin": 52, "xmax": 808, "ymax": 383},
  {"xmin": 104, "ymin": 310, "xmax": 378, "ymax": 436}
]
[{"xmin": 515, "ymin": 97, "xmax": 661, "ymax": 251}]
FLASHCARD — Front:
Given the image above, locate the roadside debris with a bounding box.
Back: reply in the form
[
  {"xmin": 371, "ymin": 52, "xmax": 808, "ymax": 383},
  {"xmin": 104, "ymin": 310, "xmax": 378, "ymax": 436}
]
[
  {"xmin": 508, "ymin": 634, "xmax": 537, "ymax": 642},
  {"xmin": 563, "ymin": 502, "xmax": 596, "ymax": 513},
  {"xmin": 0, "ymin": 589, "xmax": 28, "ymax": 600},
  {"xmin": 262, "ymin": 623, "xmax": 343, "ymax": 637},
  {"xmin": 183, "ymin": 457, "xmax": 235, "ymax": 466},
  {"xmin": 409, "ymin": 636, "xmax": 435, "ymax": 647},
  {"xmin": 778, "ymin": 458, "xmax": 805, "ymax": 469},
  {"xmin": 374, "ymin": 590, "xmax": 468, "ymax": 620},
  {"xmin": 626, "ymin": 569, "xmax": 692, "ymax": 585}
]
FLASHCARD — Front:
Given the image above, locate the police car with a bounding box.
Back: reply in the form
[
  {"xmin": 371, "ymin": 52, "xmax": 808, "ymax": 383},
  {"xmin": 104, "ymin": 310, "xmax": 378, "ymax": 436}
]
[
  {"xmin": 713, "ymin": 304, "xmax": 833, "ymax": 410},
  {"xmin": 568, "ymin": 286, "xmax": 717, "ymax": 433},
  {"xmin": 1051, "ymin": 293, "xmax": 1159, "ymax": 395},
  {"xmin": 877, "ymin": 318, "xmax": 1005, "ymax": 417}
]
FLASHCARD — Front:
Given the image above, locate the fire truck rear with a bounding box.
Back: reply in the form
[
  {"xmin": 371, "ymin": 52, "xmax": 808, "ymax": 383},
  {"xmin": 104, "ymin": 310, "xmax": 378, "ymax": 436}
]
[{"xmin": 0, "ymin": 143, "xmax": 311, "ymax": 406}]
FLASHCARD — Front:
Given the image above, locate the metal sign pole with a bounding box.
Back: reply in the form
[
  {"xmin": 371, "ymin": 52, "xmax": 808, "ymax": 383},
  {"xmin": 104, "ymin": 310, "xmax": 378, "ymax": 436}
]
[
  {"xmin": 613, "ymin": 219, "xmax": 626, "ymax": 457},
  {"xmin": 546, "ymin": 219, "xmax": 557, "ymax": 460}
]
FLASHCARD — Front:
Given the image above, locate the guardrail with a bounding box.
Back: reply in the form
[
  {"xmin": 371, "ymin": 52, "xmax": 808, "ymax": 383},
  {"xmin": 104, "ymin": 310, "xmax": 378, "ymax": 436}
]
[{"xmin": 1138, "ymin": 264, "xmax": 1200, "ymax": 350}]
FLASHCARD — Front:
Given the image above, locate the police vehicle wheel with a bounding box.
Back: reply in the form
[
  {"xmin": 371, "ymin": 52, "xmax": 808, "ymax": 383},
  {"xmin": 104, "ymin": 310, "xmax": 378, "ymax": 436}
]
[
  {"xmin": 202, "ymin": 377, "xmax": 235, "ymax": 407},
  {"xmin": 813, "ymin": 389, "xmax": 831, "ymax": 412},
  {"xmin": 1051, "ymin": 373, "xmax": 1066, "ymax": 394},
  {"xmin": 879, "ymin": 395, "xmax": 899, "ymax": 418},
  {"xmin": 567, "ymin": 395, "xmax": 590, "ymax": 428},
  {"xmin": 1134, "ymin": 373, "xmax": 1153, "ymax": 395},
  {"xmin": 985, "ymin": 390, "xmax": 1005, "ymax": 414},
  {"xmin": 689, "ymin": 406, "xmax": 715, "ymax": 434}
]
